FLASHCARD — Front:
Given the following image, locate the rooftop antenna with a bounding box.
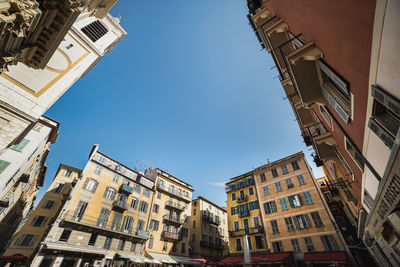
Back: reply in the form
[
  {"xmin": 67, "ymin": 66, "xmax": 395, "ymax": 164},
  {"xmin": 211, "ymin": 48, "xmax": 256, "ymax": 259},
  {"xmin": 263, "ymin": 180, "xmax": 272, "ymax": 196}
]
[{"xmin": 267, "ymin": 159, "xmax": 270, "ymax": 164}]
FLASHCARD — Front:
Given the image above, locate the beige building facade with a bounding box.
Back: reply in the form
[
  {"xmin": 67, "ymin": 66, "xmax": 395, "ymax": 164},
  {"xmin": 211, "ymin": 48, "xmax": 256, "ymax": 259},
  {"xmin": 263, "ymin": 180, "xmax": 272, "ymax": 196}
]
[{"xmin": 189, "ymin": 197, "xmax": 228, "ymax": 261}]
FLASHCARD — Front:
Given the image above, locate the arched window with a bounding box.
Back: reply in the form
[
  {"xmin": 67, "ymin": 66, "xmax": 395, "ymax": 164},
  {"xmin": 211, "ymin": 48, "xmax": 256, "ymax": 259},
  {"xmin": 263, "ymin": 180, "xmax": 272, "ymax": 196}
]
[{"xmin": 81, "ymin": 20, "xmax": 108, "ymax": 42}]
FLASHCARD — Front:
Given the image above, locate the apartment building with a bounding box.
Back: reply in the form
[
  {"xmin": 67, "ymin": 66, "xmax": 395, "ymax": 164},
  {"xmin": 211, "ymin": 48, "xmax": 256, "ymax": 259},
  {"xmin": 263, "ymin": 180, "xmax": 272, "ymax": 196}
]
[
  {"xmin": 0, "ymin": 0, "xmax": 119, "ymax": 72},
  {"xmin": 0, "ymin": 116, "xmax": 59, "ymax": 253},
  {"xmin": 225, "ymin": 172, "xmax": 268, "ymax": 255},
  {"xmin": 254, "ymin": 152, "xmax": 347, "ymax": 266},
  {"xmin": 189, "ymin": 196, "xmax": 229, "ymax": 262},
  {"xmin": 244, "ymin": 0, "xmax": 400, "ymax": 265},
  {"xmin": 2, "ymin": 145, "xmax": 155, "ymax": 267},
  {"xmin": 144, "ymin": 168, "xmax": 194, "ymax": 266}
]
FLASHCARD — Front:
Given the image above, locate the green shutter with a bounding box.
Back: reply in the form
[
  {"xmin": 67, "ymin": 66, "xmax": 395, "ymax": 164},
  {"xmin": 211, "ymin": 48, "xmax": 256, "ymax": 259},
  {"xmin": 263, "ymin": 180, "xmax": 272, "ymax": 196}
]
[
  {"xmin": 0, "ymin": 160, "xmax": 11, "ymax": 174},
  {"xmin": 11, "ymin": 139, "xmax": 30, "ymax": 152}
]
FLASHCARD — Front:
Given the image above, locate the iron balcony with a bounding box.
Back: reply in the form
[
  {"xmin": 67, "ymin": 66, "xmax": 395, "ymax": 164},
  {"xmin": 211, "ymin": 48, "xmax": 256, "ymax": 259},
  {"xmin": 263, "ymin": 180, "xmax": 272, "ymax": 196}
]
[
  {"xmin": 229, "ymin": 227, "xmax": 264, "ymax": 237},
  {"xmin": 237, "ymin": 195, "xmax": 248, "ymax": 203},
  {"xmin": 112, "ymin": 200, "xmax": 128, "ymax": 211},
  {"xmin": 161, "ymin": 231, "xmax": 181, "ymax": 241},
  {"xmin": 165, "ymin": 201, "xmax": 185, "ymax": 211},
  {"xmin": 163, "ymin": 214, "xmax": 183, "ymax": 225}
]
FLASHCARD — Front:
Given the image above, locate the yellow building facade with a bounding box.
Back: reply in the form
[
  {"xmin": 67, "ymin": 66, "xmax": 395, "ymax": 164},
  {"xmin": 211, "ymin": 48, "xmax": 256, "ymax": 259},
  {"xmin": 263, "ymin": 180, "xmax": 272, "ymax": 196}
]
[
  {"xmin": 226, "ymin": 173, "xmax": 268, "ymax": 254},
  {"xmin": 189, "ymin": 196, "xmax": 229, "ymax": 260},
  {"xmin": 254, "ymin": 152, "xmax": 343, "ymax": 255},
  {"xmin": 144, "ymin": 168, "xmax": 194, "ymax": 265}
]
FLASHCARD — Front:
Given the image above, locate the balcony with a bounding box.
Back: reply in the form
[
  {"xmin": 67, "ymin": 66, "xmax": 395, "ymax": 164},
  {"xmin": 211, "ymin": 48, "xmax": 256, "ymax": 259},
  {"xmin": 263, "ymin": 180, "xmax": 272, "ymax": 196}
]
[
  {"xmin": 237, "ymin": 195, "xmax": 248, "ymax": 203},
  {"xmin": 163, "ymin": 215, "xmax": 183, "ymax": 225},
  {"xmin": 156, "ymin": 183, "xmax": 191, "ymax": 202},
  {"xmin": 60, "ymin": 211, "xmax": 149, "ymax": 241},
  {"xmin": 202, "ymin": 213, "xmax": 221, "ymax": 226},
  {"xmin": 112, "ymin": 200, "xmax": 128, "ymax": 211},
  {"xmin": 297, "ymin": 107, "xmax": 316, "ymax": 127},
  {"xmin": 230, "ymin": 227, "xmax": 264, "ymax": 237},
  {"xmin": 247, "ymin": 0, "xmax": 263, "ymax": 15},
  {"xmin": 165, "ymin": 201, "xmax": 185, "ymax": 211},
  {"xmin": 200, "ymin": 241, "xmax": 225, "ymax": 250},
  {"xmin": 239, "ymin": 210, "xmax": 250, "ymax": 218},
  {"xmin": 313, "ymin": 153, "xmax": 324, "ymax": 167},
  {"xmin": 119, "ymin": 184, "xmax": 133, "ymax": 194},
  {"xmin": 161, "ymin": 231, "xmax": 181, "ymax": 241},
  {"xmin": 315, "ymin": 143, "xmax": 338, "ymax": 163},
  {"xmin": 252, "ymin": 8, "xmax": 270, "ymax": 28}
]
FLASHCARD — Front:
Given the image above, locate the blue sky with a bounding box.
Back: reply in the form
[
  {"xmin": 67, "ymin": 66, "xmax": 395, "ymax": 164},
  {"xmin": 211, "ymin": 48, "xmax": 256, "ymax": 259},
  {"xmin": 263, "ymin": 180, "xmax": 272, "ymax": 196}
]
[{"xmin": 40, "ymin": 0, "xmax": 323, "ymax": 206}]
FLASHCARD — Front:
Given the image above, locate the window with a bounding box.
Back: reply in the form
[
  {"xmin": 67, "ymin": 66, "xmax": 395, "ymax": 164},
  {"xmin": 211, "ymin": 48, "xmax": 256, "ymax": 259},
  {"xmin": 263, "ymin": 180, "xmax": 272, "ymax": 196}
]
[
  {"xmin": 285, "ymin": 178, "xmax": 293, "ymax": 189},
  {"xmin": 231, "ymin": 193, "xmax": 236, "ymax": 201},
  {"xmin": 272, "ymin": 241, "xmax": 284, "ymax": 252},
  {"xmin": 291, "ymin": 239, "xmax": 300, "ymax": 252},
  {"xmin": 138, "ymin": 201, "xmax": 148, "ymax": 213},
  {"xmin": 263, "ymin": 185, "xmax": 269, "ymax": 196},
  {"xmin": 345, "ymin": 138, "xmax": 365, "ymax": 171},
  {"xmin": 103, "ymin": 187, "xmax": 116, "ymax": 200},
  {"xmin": 288, "ymin": 195, "xmax": 302, "ymax": 208},
  {"xmin": 193, "ymin": 220, "xmax": 196, "ymax": 228},
  {"xmin": 270, "ymin": 220, "xmax": 279, "ymax": 233},
  {"xmin": 51, "ymin": 183, "xmax": 66, "ymax": 194},
  {"xmin": 247, "ymin": 236, "xmax": 253, "ymax": 250},
  {"xmin": 88, "ymin": 233, "xmax": 98, "ymax": 246},
  {"xmin": 15, "ymin": 234, "xmax": 37, "ymax": 246},
  {"xmin": 181, "ymin": 242, "xmax": 186, "ymax": 253},
  {"xmin": 231, "ymin": 206, "xmax": 238, "ymax": 215},
  {"xmin": 163, "ymin": 241, "xmax": 168, "ymax": 251},
  {"xmin": 236, "ymin": 238, "xmax": 242, "ymax": 251},
  {"xmin": 275, "ymin": 182, "xmax": 282, "ymax": 192},
  {"xmin": 234, "ymin": 221, "xmax": 240, "ymax": 231},
  {"xmin": 136, "ymin": 220, "xmax": 145, "ymax": 232},
  {"xmin": 157, "ymin": 192, "xmax": 161, "ymax": 199},
  {"xmin": 133, "ymin": 184, "xmax": 142, "ymax": 194},
  {"xmin": 143, "ymin": 189, "xmax": 150, "ymax": 197},
  {"xmin": 249, "ymin": 201, "xmax": 259, "ymax": 210},
  {"xmin": 74, "ymin": 201, "xmax": 88, "ymax": 222},
  {"xmin": 281, "ymin": 165, "xmax": 288, "ymax": 174},
  {"xmin": 320, "ymin": 235, "xmax": 338, "ymax": 251},
  {"xmin": 264, "ymin": 201, "xmax": 277, "ymax": 214},
  {"xmin": 130, "ymin": 197, "xmax": 138, "ymax": 210},
  {"xmin": 112, "ymin": 175, "xmax": 119, "ymax": 184},
  {"xmin": 31, "ymin": 216, "xmax": 48, "ymax": 227},
  {"xmin": 255, "ymin": 235, "xmax": 264, "ymax": 249},
  {"xmin": 249, "ymin": 187, "xmax": 254, "ymax": 196},
  {"xmin": 153, "ymin": 204, "xmax": 159, "ymax": 213},
  {"xmin": 260, "ymin": 173, "xmax": 266, "ymax": 182},
  {"xmin": 97, "ymin": 208, "xmax": 110, "ymax": 227},
  {"xmin": 41, "ymin": 200, "xmax": 56, "ymax": 209},
  {"xmin": 149, "ymin": 220, "xmax": 159, "ymax": 231},
  {"xmin": 94, "ymin": 166, "xmax": 102, "ymax": 175},
  {"xmin": 81, "ymin": 20, "xmax": 108, "ymax": 42},
  {"xmin": 304, "ymin": 237, "xmax": 315, "ymax": 252},
  {"xmin": 311, "ymin": 212, "xmax": 323, "ymax": 227},
  {"xmin": 336, "ymin": 178, "xmax": 357, "ymax": 204},
  {"xmin": 293, "ymin": 214, "xmax": 312, "ymax": 229},
  {"xmin": 63, "ymin": 169, "xmax": 73, "ymax": 178},
  {"xmin": 111, "ymin": 212, "xmax": 123, "ymax": 230},
  {"xmin": 131, "ymin": 241, "xmax": 137, "ymax": 251},
  {"xmin": 271, "ymin": 168, "xmax": 278, "ymax": 178},
  {"xmin": 122, "ymin": 216, "xmax": 134, "ymax": 233},
  {"xmin": 84, "ymin": 178, "xmax": 98, "ymax": 192},
  {"xmin": 172, "ymin": 242, "xmax": 177, "ymax": 252},
  {"xmin": 279, "ymin": 198, "xmax": 288, "ymax": 211},
  {"xmin": 118, "ymin": 239, "xmax": 125, "ymax": 251},
  {"xmin": 11, "ymin": 138, "xmax": 29, "ymax": 152},
  {"xmin": 59, "ymin": 229, "xmax": 72, "ymax": 242},
  {"xmin": 291, "ymin": 161, "xmax": 300, "ymax": 170},
  {"xmin": 180, "ymin": 228, "xmax": 188, "ymax": 237},
  {"xmin": 104, "ymin": 237, "xmax": 112, "ymax": 249},
  {"xmin": 303, "ymin": 191, "xmax": 314, "ymax": 204},
  {"xmin": 284, "ymin": 217, "xmax": 295, "ymax": 231},
  {"xmin": 253, "ymin": 216, "xmax": 260, "ymax": 227},
  {"xmin": 297, "ymin": 175, "xmax": 306, "ymax": 185},
  {"xmin": 0, "ymin": 160, "xmax": 11, "ymax": 174}
]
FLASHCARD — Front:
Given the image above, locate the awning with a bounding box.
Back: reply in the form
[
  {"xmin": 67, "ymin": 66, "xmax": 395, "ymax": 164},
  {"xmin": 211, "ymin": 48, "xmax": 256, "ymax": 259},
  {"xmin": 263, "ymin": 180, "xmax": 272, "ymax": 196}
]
[
  {"xmin": 44, "ymin": 243, "xmax": 108, "ymax": 256},
  {"xmin": 190, "ymin": 259, "xmax": 217, "ymax": 265},
  {"xmin": 171, "ymin": 256, "xmax": 200, "ymax": 265},
  {"xmin": 118, "ymin": 255, "xmax": 149, "ymax": 263},
  {"xmin": 147, "ymin": 252, "xmax": 178, "ymax": 264},
  {"xmin": 218, "ymin": 253, "xmax": 292, "ymax": 265},
  {"xmin": 303, "ymin": 251, "xmax": 347, "ymax": 264}
]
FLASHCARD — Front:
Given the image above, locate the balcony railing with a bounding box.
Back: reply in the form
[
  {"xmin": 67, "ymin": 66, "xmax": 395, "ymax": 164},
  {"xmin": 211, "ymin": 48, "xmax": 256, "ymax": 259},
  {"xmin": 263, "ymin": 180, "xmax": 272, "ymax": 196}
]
[
  {"xmin": 119, "ymin": 184, "xmax": 133, "ymax": 194},
  {"xmin": 229, "ymin": 227, "xmax": 264, "ymax": 237},
  {"xmin": 161, "ymin": 231, "xmax": 181, "ymax": 241},
  {"xmin": 237, "ymin": 195, "xmax": 248, "ymax": 203},
  {"xmin": 239, "ymin": 210, "xmax": 250, "ymax": 218},
  {"xmin": 163, "ymin": 215, "xmax": 183, "ymax": 225},
  {"xmin": 165, "ymin": 201, "xmax": 185, "ymax": 211},
  {"xmin": 202, "ymin": 213, "xmax": 221, "ymax": 225},
  {"xmin": 200, "ymin": 240, "xmax": 225, "ymax": 250},
  {"xmin": 112, "ymin": 200, "xmax": 128, "ymax": 211},
  {"xmin": 156, "ymin": 183, "xmax": 191, "ymax": 202},
  {"xmin": 61, "ymin": 211, "xmax": 149, "ymax": 241}
]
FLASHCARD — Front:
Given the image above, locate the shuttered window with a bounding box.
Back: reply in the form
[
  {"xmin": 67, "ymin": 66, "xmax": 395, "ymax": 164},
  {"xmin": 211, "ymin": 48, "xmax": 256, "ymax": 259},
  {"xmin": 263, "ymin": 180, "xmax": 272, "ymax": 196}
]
[
  {"xmin": 11, "ymin": 139, "xmax": 30, "ymax": 152},
  {"xmin": 0, "ymin": 160, "xmax": 11, "ymax": 174}
]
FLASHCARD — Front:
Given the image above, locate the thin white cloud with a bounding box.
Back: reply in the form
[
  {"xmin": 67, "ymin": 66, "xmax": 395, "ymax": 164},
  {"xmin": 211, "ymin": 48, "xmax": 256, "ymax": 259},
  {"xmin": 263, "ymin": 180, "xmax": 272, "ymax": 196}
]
[{"xmin": 207, "ymin": 182, "xmax": 226, "ymax": 187}]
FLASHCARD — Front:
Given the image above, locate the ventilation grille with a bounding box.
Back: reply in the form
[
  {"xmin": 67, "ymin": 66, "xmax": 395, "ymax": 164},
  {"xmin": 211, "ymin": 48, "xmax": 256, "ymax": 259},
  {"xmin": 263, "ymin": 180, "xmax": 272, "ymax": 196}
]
[
  {"xmin": 372, "ymin": 85, "xmax": 400, "ymax": 117},
  {"xmin": 368, "ymin": 117, "xmax": 395, "ymax": 148}
]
